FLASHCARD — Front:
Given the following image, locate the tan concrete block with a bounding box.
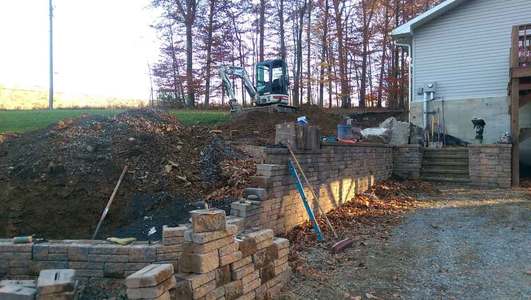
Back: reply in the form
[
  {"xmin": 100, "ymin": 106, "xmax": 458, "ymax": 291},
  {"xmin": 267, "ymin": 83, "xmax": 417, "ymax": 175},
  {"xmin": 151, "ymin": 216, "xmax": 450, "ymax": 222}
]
[
  {"xmin": 125, "ymin": 263, "xmax": 174, "ymax": 288},
  {"xmin": 241, "ymin": 270, "xmax": 259, "ymax": 286},
  {"xmin": 219, "ymin": 251, "xmax": 242, "ymax": 267},
  {"xmin": 242, "ymin": 277, "xmax": 260, "ymax": 295},
  {"xmin": 175, "ymin": 271, "xmax": 216, "ymax": 290},
  {"xmin": 127, "ymin": 276, "xmax": 176, "ymax": 299},
  {"xmin": 231, "ymin": 263, "xmax": 254, "ymax": 280},
  {"xmin": 37, "ymin": 269, "xmax": 76, "ymax": 295},
  {"xmin": 184, "ymin": 236, "xmax": 234, "ymax": 254},
  {"xmin": 230, "ymin": 256, "xmax": 252, "ymax": 270},
  {"xmin": 190, "ymin": 225, "xmax": 237, "ymax": 244},
  {"xmin": 192, "ymin": 279, "xmax": 216, "ymax": 299},
  {"xmin": 0, "ymin": 285, "xmax": 36, "ymax": 300},
  {"xmin": 180, "ymin": 251, "xmax": 219, "ymax": 274},
  {"xmin": 205, "ymin": 286, "xmax": 225, "ymax": 300},
  {"xmin": 218, "ymin": 243, "xmax": 239, "ymax": 257},
  {"xmin": 191, "ymin": 209, "xmax": 227, "ymax": 233}
]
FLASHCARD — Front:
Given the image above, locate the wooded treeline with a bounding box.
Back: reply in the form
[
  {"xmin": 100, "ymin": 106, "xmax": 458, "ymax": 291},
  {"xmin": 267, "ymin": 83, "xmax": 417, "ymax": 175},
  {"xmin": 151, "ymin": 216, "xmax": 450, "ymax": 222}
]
[{"xmin": 151, "ymin": 0, "xmax": 441, "ymax": 109}]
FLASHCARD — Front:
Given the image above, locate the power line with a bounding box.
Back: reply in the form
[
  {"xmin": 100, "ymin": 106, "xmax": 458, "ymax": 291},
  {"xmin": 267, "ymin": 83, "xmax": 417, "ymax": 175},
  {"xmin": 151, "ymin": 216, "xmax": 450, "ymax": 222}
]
[{"xmin": 49, "ymin": 0, "xmax": 54, "ymax": 110}]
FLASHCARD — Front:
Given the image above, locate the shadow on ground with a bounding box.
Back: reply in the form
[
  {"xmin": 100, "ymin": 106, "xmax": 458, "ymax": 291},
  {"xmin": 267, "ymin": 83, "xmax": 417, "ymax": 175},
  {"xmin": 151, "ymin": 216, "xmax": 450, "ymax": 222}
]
[{"xmin": 287, "ymin": 186, "xmax": 531, "ymax": 300}]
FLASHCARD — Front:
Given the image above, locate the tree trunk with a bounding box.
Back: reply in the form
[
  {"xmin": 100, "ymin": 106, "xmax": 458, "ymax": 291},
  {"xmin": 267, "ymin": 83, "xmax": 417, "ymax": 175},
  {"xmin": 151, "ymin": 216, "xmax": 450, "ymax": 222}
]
[
  {"xmin": 259, "ymin": 0, "xmax": 265, "ymax": 61},
  {"xmin": 167, "ymin": 24, "xmax": 180, "ymax": 104},
  {"xmin": 377, "ymin": 2, "xmax": 389, "ymax": 108},
  {"xmin": 203, "ymin": 0, "xmax": 216, "ymax": 107},
  {"xmin": 332, "ymin": 0, "xmax": 349, "ymax": 108},
  {"xmin": 319, "ymin": 0, "xmax": 329, "ymax": 108},
  {"xmin": 279, "ymin": 0, "xmax": 286, "ymax": 60},
  {"xmin": 306, "ymin": 0, "xmax": 312, "ymax": 105}
]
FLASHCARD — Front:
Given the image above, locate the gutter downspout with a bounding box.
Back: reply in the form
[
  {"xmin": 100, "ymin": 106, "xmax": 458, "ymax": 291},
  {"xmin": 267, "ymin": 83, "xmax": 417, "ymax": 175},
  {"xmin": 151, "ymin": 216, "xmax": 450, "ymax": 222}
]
[{"xmin": 396, "ymin": 42, "xmax": 412, "ymax": 123}]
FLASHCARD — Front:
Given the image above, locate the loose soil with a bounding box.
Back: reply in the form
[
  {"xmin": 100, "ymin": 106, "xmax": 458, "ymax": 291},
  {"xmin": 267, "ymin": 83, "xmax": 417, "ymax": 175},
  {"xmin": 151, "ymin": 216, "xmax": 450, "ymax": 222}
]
[
  {"xmin": 0, "ymin": 110, "xmax": 255, "ymax": 240},
  {"xmin": 216, "ymin": 106, "xmax": 405, "ymax": 145},
  {"xmin": 285, "ymin": 183, "xmax": 531, "ymax": 299}
]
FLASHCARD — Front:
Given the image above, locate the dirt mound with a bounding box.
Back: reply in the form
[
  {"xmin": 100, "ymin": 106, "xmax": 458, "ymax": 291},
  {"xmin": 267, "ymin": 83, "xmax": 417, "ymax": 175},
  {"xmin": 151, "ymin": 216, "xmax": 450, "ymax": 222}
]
[
  {"xmin": 216, "ymin": 106, "xmax": 406, "ymax": 145},
  {"xmin": 216, "ymin": 106, "xmax": 344, "ymax": 145},
  {"xmin": 0, "ymin": 109, "xmax": 255, "ymax": 239}
]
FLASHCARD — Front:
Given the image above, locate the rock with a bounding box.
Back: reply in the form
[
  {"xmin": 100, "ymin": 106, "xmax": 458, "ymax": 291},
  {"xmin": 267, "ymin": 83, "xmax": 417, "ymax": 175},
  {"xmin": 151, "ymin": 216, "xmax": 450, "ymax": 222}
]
[
  {"xmin": 379, "ymin": 117, "xmax": 410, "ymax": 145},
  {"xmin": 361, "ymin": 128, "xmax": 391, "ymax": 144}
]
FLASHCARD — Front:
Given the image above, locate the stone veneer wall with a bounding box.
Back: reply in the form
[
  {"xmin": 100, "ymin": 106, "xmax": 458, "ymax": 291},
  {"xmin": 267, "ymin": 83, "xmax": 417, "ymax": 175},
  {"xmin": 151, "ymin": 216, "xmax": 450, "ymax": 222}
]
[
  {"xmin": 468, "ymin": 144, "xmax": 512, "ymax": 188},
  {"xmin": 392, "ymin": 145, "xmax": 423, "ymax": 179},
  {"xmin": 233, "ymin": 144, "xmax": 393, "ymax": 234}
]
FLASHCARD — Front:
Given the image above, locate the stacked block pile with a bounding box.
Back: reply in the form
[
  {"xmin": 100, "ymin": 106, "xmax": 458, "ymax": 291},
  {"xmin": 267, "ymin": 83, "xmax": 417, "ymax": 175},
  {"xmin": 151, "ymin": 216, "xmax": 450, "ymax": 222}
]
[
  {"xmin": 173, "ymin": 209, "xmax": 291, "ymax": 300},
  {"xmin": 126, "ymin": 264, "xmax": 176, "ymax": 300},
  {"xmin": 230, "ymin": 188, "xmax": 268, "ymax": 229}
]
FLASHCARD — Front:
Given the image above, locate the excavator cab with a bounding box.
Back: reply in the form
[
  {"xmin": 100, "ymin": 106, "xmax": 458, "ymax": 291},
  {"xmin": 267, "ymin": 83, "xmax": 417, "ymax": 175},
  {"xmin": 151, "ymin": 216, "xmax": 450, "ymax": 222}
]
[{"xmin": 255, "ymin": 59, "xmax": 289, "ymax": 105}]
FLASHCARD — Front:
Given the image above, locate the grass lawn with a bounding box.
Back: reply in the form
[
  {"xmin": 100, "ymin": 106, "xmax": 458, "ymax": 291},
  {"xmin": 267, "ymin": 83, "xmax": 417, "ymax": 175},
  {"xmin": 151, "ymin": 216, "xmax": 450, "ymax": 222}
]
[{"xmin": 0, "ymin": 109, "xmax": 229, "ymax": 133}]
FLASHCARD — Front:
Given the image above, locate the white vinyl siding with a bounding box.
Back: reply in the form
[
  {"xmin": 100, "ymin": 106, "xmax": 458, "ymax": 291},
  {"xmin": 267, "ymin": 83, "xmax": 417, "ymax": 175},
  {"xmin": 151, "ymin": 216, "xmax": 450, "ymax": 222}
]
[{"xmin": 412, "ymin": 0, "xmax": 531, "ymax": 102}]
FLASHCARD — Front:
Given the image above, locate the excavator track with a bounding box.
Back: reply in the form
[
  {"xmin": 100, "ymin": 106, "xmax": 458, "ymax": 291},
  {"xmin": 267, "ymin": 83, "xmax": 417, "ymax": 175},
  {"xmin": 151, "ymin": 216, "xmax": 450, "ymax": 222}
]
[{"xmin": 231, "ymin": 103, "xmax": 298, "ymax": 115}]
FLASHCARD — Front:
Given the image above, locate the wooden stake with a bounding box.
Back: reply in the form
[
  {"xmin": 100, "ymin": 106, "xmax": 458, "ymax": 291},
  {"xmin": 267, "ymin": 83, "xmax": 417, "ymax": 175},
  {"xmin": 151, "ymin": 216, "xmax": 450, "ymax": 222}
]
[{"xmin": 92, "ymin": 165, "xmax": 128, "ymax": 240}]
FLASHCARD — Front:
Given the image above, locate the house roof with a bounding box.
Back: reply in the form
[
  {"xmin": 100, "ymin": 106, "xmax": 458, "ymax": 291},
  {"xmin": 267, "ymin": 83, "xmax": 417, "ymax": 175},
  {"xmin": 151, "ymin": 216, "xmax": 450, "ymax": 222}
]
[{"xmin": 391, "ymin": 0, "xmax": 468, "ymax": 38}]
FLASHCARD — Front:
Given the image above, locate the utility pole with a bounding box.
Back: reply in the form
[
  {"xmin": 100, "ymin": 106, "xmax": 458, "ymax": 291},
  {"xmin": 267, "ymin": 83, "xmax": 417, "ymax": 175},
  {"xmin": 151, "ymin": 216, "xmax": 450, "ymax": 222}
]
[{"xmin": 48, "ymin": 0, "xmax": 54, "ymax": 110}]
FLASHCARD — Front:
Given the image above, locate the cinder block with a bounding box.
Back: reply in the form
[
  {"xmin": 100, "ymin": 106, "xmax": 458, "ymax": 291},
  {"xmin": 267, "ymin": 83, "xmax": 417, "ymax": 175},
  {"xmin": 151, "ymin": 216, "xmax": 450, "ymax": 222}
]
[
  {"xmin": 0, "ymin": 285, "xmax": 37, "ymax": 300},
  {"xmin": 191, "ymin": 280, "xmax": 216, "ymax": 299},
  {"xmin": 175, "ymin": 271, "xmax": 216, "ymax": 290},
  {"xmin": 243, "ymin": 188, "xmax": 268, "ymax": 201},
  {"xmin": 231, "ymin": 263, "xmax": 254, "ymax": 280},
  {"xmin": 191, "ymin": 209, "xmax": 226, "ymax": 233},
  {"xmin": 219, "ymin": 251, "xmax": 242, "ymax": 267},
  {"xmin": 180, "ymin": 251, "xmax": 219, "ymax": 274},
  {"xmin": 125, "ymin": 264, "xmax": 174, "ymax": 289},
  {"xmin": 183, "ymin": 236, "xmax": 234, "ymax": 254},
  {"xmin": 126, "ymin": 276, "xmax": 176, "ymax": 299},
  {"xmin": 37, "ymin": 269, "xmax": 76, "ymax": 295},
  {"xmin": 218, "ymin": 243, "xmax": 239, "ymax": 257},
  {"xmin": 189, "ymin": 225, "xmax": 237, "ymax": 244}
]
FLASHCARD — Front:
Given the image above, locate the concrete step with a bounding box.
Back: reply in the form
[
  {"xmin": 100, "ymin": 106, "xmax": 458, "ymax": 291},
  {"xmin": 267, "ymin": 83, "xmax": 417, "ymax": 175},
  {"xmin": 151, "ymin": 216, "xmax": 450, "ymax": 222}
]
[
  {"xmin": 423, "ymin": 152, "xmax": 468, "ymax": 159},
  {"xmin": 422, "ymin": 176, "xmax": 470, "ymax": 183},
  {"xmin": 421, "ymin": 168, "xmax": 469, "ymax": 176},
  {"xmin": 422, "ymin": 160, "xmax": 469, "ymax": 167}
]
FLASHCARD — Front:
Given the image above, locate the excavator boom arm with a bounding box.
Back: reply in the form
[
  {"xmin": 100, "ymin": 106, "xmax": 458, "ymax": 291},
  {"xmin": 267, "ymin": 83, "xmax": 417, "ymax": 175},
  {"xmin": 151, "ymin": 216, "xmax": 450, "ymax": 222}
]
[{"xmin": 219, "ymin": 66, "xmax": 257, "ymax": 102}]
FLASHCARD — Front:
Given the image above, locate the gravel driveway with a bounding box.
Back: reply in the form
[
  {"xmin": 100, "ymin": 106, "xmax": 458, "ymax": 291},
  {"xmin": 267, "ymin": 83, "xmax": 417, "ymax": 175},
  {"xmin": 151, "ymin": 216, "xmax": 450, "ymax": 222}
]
[{"xmin": 287, "ymin": 186, "xmax": 531, "ymax": 300}]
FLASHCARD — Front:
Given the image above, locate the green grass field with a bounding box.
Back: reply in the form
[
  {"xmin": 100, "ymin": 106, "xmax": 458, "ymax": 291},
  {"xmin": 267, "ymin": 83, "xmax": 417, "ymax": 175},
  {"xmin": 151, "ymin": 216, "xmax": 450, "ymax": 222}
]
[{"xmin": 0, "ymin": 109, "xmax": 229, "ymax": 133}]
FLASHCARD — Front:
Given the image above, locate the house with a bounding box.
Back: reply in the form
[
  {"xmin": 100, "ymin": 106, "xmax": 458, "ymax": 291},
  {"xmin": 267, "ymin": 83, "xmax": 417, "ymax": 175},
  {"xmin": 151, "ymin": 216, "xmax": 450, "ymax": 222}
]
[{"xmin": 391, "ymin": 0, "xmax": 531, "ymax": 185}]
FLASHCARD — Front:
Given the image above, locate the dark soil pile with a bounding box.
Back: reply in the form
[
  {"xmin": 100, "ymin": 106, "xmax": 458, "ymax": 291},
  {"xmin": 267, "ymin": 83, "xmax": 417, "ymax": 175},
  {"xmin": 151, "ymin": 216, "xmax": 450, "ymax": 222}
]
[
  {"xmin": 0, "ymin": 110, "xmax": 255, "ymax": 239},
  {"xmin": 216, "ymin": 106, "xmax": 406, "ymax": 145},
  {"xmin": 216, "ymin": 106, "xmax": 344, "ymax": 145}
]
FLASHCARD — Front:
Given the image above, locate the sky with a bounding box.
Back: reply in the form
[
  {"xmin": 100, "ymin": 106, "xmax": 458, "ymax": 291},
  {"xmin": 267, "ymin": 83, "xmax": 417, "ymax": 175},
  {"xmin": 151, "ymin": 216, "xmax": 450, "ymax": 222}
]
[{"xmin": 0, "ymin": 0, "xmax": 160, "ymax": 100}]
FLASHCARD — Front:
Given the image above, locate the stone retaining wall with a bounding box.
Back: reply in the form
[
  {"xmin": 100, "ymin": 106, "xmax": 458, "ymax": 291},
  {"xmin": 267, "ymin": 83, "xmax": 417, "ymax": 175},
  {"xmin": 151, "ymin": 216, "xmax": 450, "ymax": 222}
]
[
  {"xmin": 232, "ymin": 143, "xmax": 393, "ymax": 234},
  {"xmin": 468, "ymin": 144, "xmax": 512, "ymax": 188},
  {"xmin": 0, "ymin": 240, "xmax": 178, "ymax": 280},
  {"xmin": 392, "ymin": 145, "xmax": 423, "ymax": 179}
]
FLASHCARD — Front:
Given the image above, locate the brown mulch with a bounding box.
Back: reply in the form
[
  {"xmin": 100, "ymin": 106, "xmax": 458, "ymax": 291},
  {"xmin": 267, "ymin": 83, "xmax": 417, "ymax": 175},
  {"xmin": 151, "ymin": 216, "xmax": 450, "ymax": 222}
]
[
  {"xmin": 0, "ymin": 109, "xmax": 255, "ymax": 239},
  {"xmin": 284, "ymin": 180, "xmax": 437, "ymax": 262}
]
